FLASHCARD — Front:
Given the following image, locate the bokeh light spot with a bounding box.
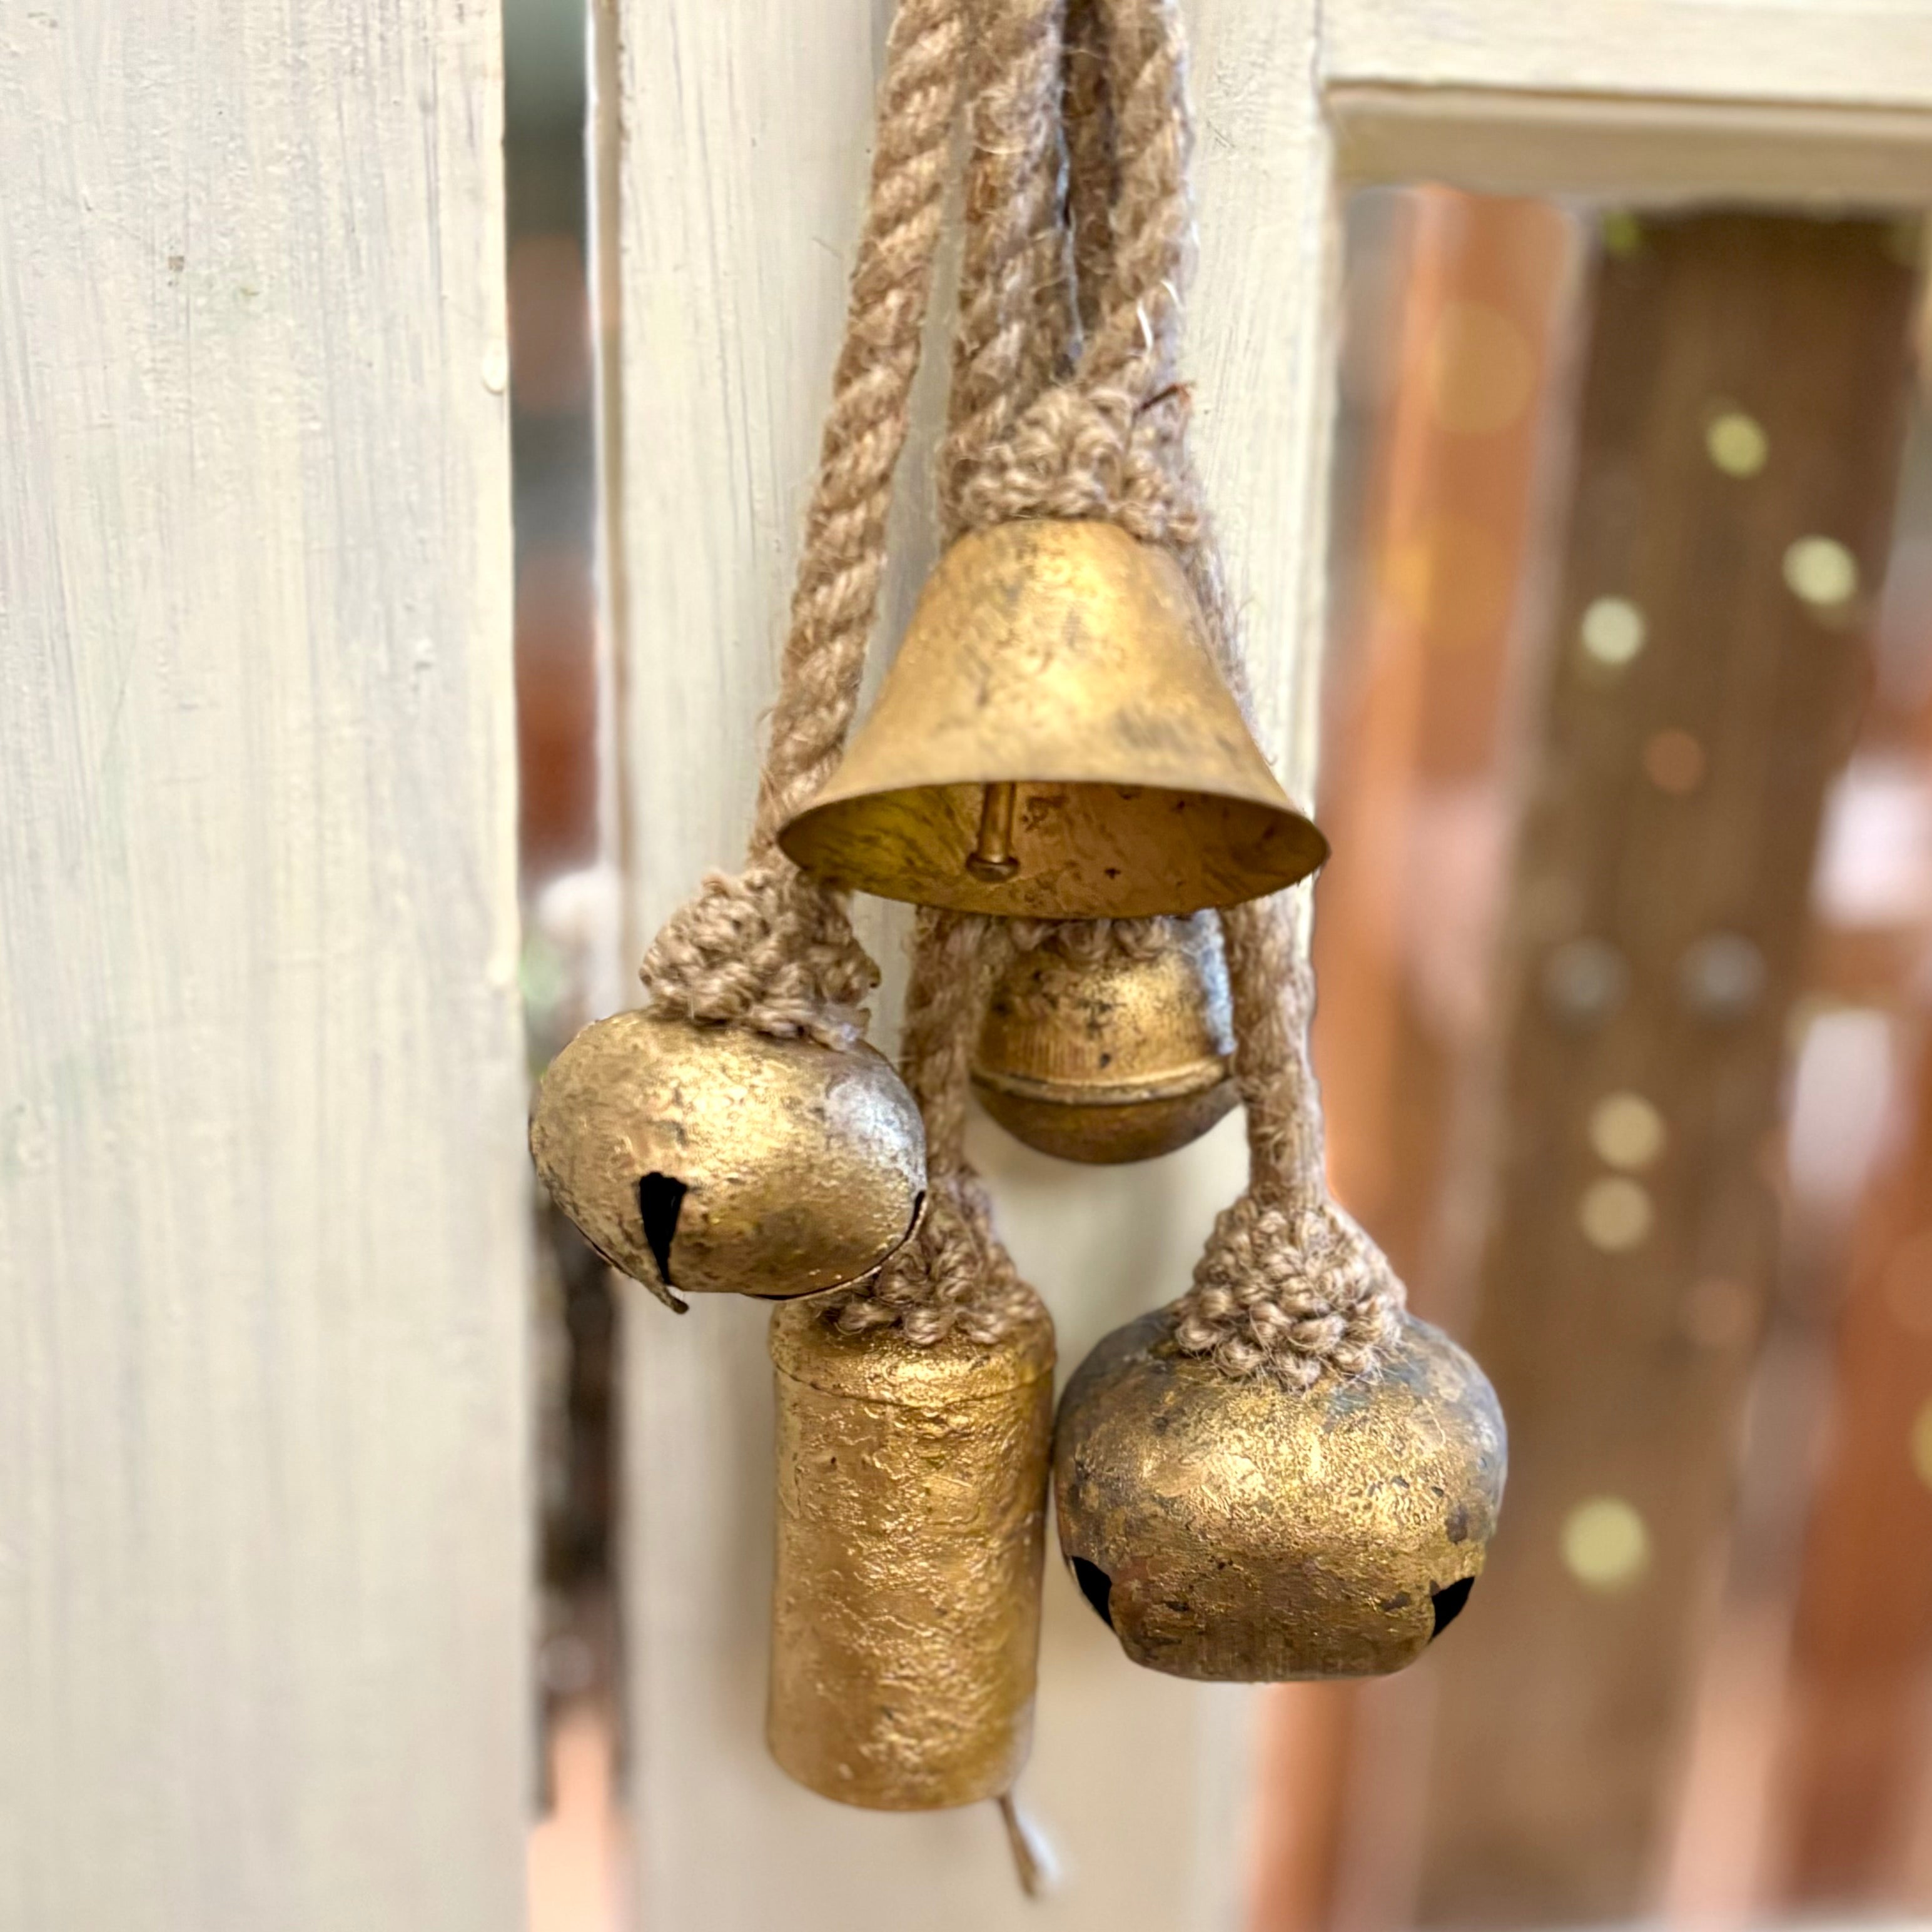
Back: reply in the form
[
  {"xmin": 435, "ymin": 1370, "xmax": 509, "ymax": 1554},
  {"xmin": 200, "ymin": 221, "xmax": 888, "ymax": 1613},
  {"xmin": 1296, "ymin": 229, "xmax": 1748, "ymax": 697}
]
[
  {"xmin": 1580, "ymin": 596, "xmax": 1646, "ymax": 668},
  {"xmin": 1783, "ymin": 536, "xmax": 1859, "ymax": 610},
  {"xmin": 1562, "ymin": 1497, "xmax": 1651, "ymax": 1591},
  {"xmin": 1705, "ymin": 409, "xmax": 1769, "ymax": 478},
  {"xmin": 1580, "ymin": 1176, "xmax": 1654, "ymax": 1252},
  {"xmin": 1644, "ymin": 727, "xmax": 1706, "ymax": 794},
  {"xmin": 1426, "ymin": 301, "xmax": 1537, "ymax": 436},
  {"xmin": 1589, "ymin": 1092, "xmax": 1666, "ymax": 1171}
]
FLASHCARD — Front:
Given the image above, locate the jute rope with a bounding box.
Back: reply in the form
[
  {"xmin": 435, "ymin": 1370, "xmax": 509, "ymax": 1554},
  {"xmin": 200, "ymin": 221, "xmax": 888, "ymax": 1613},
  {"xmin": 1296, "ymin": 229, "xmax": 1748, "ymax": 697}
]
[
  {"xmin": 831, "ymin": 0, "xmax": 1073, "ymax": 1345},
  {"xmin": 1174, "ymin": 897, "xmax": 1403, "ymax": 1384},
  {"xmin": 838, "ymin": 0, "xmax": 1205, "ymax": 1345},
  {"xmin": 849, "ymin": 0, "xmax": 1402, "ymax": 1379},
  {"xmin": 641, "ymin": 0, "xmax": 1398, "ymax": 1377},
  {"xmin": 637, "ymin": 0, "xmax": 964, "ymax": 1053}
]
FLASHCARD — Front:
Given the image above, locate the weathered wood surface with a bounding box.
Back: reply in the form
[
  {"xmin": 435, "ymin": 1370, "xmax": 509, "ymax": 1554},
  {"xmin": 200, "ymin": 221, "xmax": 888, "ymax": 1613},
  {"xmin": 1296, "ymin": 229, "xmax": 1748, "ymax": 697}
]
[
  {"xmin": 0, "ymin": 8, "xmax": 529, "ymax": 1929},
  {"xmin": 1324, "ymin": 0, "xmax": 1932, "ymax": 207},
  {"xmin": 1324, "ymin": 0, "xmax": 1932, "ymax": 109},
  {"xmin": 1412, "ymin": 214, "xmax": 1916, "ymax": 1929},
  {"xmin": 608, "ymin": 0, "xmax": 1330, "ymax": 1923}
]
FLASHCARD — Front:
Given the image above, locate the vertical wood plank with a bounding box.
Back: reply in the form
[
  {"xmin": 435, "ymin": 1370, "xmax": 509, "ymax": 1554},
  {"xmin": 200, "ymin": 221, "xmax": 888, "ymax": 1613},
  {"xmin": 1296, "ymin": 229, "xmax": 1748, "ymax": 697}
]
[
  {"xmin": 1771, "ymin": 1021, "xmax": 1932, "ymax": 1908},
  {"xmin": 0, "ymin": 8, "xmax": 529, "ymax": 1929},
  {"xmin": 1252, "ymin": 186, "xmax": 1582, "ymax": 1932},
  {"xmin": 609, "ymin": 1, "xmax": 1337, "ymax": 1923},
  {"xmin": 1411, "ymin": 214, "xmax": 1916, "ymax": 1929}
]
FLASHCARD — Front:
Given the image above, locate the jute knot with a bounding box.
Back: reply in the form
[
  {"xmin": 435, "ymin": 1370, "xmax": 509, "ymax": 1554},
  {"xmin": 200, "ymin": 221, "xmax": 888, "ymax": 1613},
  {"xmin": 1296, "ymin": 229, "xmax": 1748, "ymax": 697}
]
[
  {"xmin": 1004, "ymin": 914, "xmax": 1175, "ymax": 963},
  {"xmin": 639, "ymin": 864, "xmax": 877, "ymax": 1052},
  {"xmin": 956, "ymin": 387, "xmax": 1202, "ymax": 545},
  {"xmin": 830, "ymin": 1174, "xmax": 1035, "ymax": 1346},
  {"xmin": 1175, "ymin": 1192, "xmax": 1404, "ymax": 1386}
]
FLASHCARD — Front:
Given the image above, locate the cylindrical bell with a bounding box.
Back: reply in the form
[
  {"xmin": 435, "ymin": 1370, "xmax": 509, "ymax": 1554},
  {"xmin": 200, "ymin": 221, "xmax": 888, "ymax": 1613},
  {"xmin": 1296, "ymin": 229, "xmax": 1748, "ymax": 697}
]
[
  {"xmin": 971, "ymin": 918, "xmax": 1238, "ymax": 1163},
  {"xmin": 777, "ymin": 520, "xmax": 1328, "ymax": 919},
  {"xmin": 1054, "ymin": 1307, "xmax": 1505, "ymax": 1681},
  {"xmin": 530, "ymin": 1010, "xmax": 926, "ymax": 1303},
  {"xmin": 767, "ymin": 1295, "xmax": 1055, "ymax": 1808}
]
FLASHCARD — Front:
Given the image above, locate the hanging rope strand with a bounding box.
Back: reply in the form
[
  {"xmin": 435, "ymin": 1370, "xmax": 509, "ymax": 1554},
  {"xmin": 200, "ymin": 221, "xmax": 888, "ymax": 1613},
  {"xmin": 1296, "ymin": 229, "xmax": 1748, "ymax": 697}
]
[
  {"xmin": 833, "ymin": 0, "xmax": 1078, "ymax": 1347},
  {"xmin": 939, "ymin": 0, "xmax": 1068, "ymax": 537},
  {"xmin": 755, "ymin": 0, "xmax": 971, "ymax": 841},
  {"xmin": 1171, "ymin": 895, "xmax": 1402, "ymax": 1383},
  {"xmin": 640, "ymin": 0, "xmax": 966, "ymax": 1046}
]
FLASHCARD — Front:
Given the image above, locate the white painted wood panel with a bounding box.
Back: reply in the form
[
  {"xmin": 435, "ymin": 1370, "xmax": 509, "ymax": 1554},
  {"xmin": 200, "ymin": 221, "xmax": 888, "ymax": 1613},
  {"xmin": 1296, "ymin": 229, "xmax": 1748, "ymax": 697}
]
[
  {"xmin": 1328, "ymin": 86, "xmax": 1932, "ymax": 208},
  {"xmin": 1324, "ymin": 0, "xmax": 1932, "ymax": 206},
  {"xmin": 1324, "ymin": 0, "xmax": 1932, "ymax": 112},
  {"xmin": 0, "ymin": 8, "xmax": 530, "ymax": 1929},
  {"xmin": 610, "ymin": 0, "xmax": 1332, "ymax": 1924}
]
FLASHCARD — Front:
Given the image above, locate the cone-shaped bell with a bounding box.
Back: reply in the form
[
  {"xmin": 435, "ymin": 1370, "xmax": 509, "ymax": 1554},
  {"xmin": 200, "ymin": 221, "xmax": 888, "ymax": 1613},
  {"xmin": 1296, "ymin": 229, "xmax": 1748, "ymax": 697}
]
[
  {"xmin": 777, "ymin": 520, "xmax": 1328, "ymax": 918},
  {"xmin": 1054, "ymin": 1307, "xmax": 1505, "ymax": 1681}
]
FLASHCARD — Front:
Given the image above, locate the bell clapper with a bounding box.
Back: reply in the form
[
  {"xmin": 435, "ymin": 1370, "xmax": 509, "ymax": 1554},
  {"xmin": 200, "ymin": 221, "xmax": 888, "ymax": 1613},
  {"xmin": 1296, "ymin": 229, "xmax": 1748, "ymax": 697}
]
[
  {"xmin": 966, "ymin": 781, "xmax": 1022, "ymax": 884},
  {"xmin": 996, "ymin": 1789, "xmax": 1060, "ymax": 1900}
]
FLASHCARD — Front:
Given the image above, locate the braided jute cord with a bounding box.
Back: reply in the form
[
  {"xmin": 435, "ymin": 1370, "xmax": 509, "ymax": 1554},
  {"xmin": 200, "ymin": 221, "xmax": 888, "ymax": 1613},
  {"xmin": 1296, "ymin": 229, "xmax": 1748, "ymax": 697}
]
[
  {"xmin": 1173, "ymin": 896, "xmax": 1403, "ymax": 1384},
  {"xmin": 892, "ymin": 0, "xmax": 1400, "ymax": 1379},
  {"xmin": 837, "ymin": 0, "xmax": 1210, "ymax": 1345},
  {"xmin": 829, "ymin": 0, "xmax": 1073, "ymax": 1345},
  {"xmin": 639, "ymin": 0, "xmax": 964, "ymax": 1052},
  {"xmin": 829, "ymin": 911, "xmax": 1039, "ymax": 1344}
]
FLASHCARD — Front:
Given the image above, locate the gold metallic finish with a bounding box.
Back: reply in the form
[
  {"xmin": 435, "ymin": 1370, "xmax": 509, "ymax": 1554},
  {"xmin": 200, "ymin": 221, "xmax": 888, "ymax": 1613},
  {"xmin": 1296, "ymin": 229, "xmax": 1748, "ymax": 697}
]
[
  {"xmin": 767, "ymin": 1295, "xmax": 1055, "ymax": 1809},
  {"xmin": 529, "ymin": 1010, "xmax": 926, "ymax": 1306},
  {"xmin": 777, "ymin": 520, "xmax": 1328, "ymax": 918},
  {"xmin": 1054, "ymin": 1308, "xmax": 1506, "ymax": 1681},
  {"xmin": 972, "ymin": 921, "xmax": 1238, "ymax": 1164},
  {"xmin": 966, "ymin": 782, "xmax": 1022, "ymax": 883}
]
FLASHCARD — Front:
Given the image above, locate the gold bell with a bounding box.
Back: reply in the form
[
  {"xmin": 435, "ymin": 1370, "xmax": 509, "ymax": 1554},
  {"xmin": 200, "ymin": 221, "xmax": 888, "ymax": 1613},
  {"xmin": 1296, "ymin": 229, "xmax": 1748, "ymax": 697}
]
[
  {"xmin": 1053, "ymin": 1308, "xmax": 1505, "ymax": 1680},
  {"xmin": 529, "ymin": 1010, "xmax": 926, "ymax": 1304},
  {"xmin": 971, "ymin": 917, "xmax": 1238, "ymax": 1163},
  {"xmin": 777, "ymin": 520, "xmax": 1328, "ymax": 918},
  {"xmin": 767, "ymin": 1295, "xmax": 1055, "ymax": 1808}
]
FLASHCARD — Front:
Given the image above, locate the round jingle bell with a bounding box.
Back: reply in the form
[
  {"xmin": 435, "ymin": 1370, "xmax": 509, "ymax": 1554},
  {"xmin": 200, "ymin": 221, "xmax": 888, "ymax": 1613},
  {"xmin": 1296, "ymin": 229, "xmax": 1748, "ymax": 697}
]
[
  {"xmin": 971, "ymin": 917, "xmax": 1237, "ymax": 1163},
  {"xmin": 1053, "ymin": 1307, "xmax": 1505, "ymax": 1681},
  {"xmin": 767, "ymin": 1293, "xmax": 1055, "ymax": 1808},
  {"xmin": 777, "ymin": 520, "xmax": 1328, "ymax": 919},
  {"xmin": 530, "ymin": 1009, "xmax": 926, "ymax": 1307}
]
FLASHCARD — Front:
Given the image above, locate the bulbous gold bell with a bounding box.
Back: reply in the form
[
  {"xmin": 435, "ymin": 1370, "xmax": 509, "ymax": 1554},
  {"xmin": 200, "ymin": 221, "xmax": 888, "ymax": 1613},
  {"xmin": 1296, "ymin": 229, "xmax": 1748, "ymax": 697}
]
[
  {"xmin": 767, "ymin": 1295, "xmax": 1055, "ymax": 1809},
  {"xmin": 1053, "ymin": 1308, "xmax": 1505, "ymax": 1680},
  {"xmin": 777, "ymin": 520, "xmax": 1328, "ymax": 919},
  {"xmin": 529, "ymin": 1010, "xmax": 926, "ymax": 1305},
  {"xmin": 971, "ymin": 918, "xmax": 1238, "ymax": 1163}
]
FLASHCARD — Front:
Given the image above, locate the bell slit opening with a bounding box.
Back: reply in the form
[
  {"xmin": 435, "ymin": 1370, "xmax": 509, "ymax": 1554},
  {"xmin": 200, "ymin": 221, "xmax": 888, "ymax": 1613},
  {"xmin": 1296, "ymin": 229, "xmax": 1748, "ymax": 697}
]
[
  {"xmin": 1071, "ymin": 1556, "xmax": 1115, "ymax": 1629},
  {"xmin": 1430, "ymin": 1576, "xmax": 1475, "ymax": 1638},
  {"xmin": 636, "ymin": 1171, "xmax": 688, "ymax": 1287}
]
